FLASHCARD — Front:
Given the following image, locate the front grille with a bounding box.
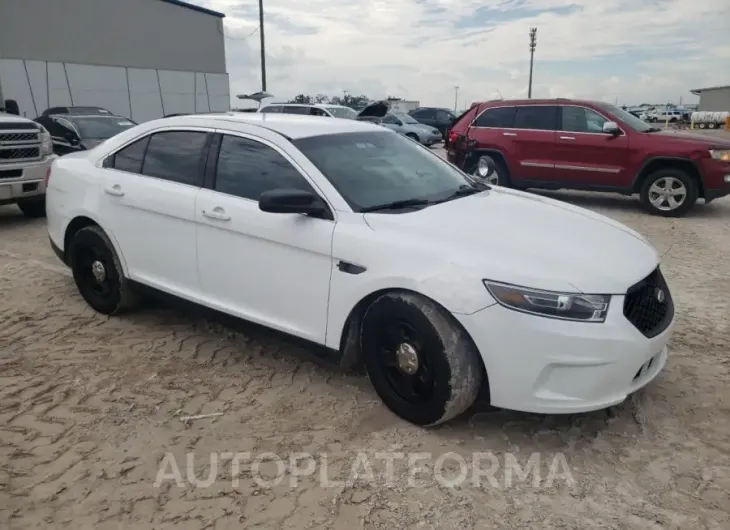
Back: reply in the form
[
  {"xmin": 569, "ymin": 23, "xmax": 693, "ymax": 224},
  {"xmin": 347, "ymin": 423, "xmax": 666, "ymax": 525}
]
[
  {"xmin": 623, "ymin": 267, "xmax": 674, "ymax": 338},
  {"xmin": 0, "ymin": 131, "xmax": 39, "ymax": 143},
  {"xmin": 0, "ymin": 121, "xmax": 38, "ymax": 131},
  {"xmin": 0, "ymin": 147, "xmax": 41, "ymax": 161}
]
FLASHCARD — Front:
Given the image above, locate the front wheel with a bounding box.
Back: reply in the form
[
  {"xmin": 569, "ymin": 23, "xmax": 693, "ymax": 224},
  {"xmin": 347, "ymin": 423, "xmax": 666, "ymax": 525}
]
[
  {"xmin": 639, "ymin": 169, "xmax": 698, "ymax": 217},
  {"xmin": 69, "ymin": 225, "xmax": 139, "ymax": 315},
  {"xmin": 360, "ymin": 292, "xmax": 484, "ymax": 426},
  {"xmin": 17, "ymin": 199, "xmax": 46, "ymax": 218},
  {"xmin": 405, "ymin": 132, "xmax": 420, "ymax": 143}
]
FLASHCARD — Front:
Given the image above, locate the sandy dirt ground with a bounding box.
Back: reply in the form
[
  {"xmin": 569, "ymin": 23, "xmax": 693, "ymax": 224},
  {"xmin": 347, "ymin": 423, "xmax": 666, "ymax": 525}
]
[{"xmin": 1, "ymin": 177, "xmax": 730, "ymax": 529}]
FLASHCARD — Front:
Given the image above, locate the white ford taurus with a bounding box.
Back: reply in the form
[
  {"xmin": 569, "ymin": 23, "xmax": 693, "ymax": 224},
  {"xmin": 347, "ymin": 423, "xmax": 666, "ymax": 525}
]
[{"xmin": 46, "ymin": 112, "xmax": 675, "ymax": 426}]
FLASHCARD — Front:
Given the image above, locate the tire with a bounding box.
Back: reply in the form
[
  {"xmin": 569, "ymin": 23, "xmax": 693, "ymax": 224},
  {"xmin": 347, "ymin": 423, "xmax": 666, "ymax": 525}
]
[
  {"xmin": 698, "ymin": 123, "xmax": 706, "ymax": 129},
  {"xmin": 17, "ymin": 199, "xmax": 46, "ymax": 218},
  {"xmin": 467, "ymin": 154, "xmax": 511, "ymax": 187},
  {"xmin": 708, "ymin": 123, "xmax": 716, "ymax": 129},
  {"xmin": 360, "ymin": 292, "xmax": 484, "ymax": 426},
  {"xmin": 639, "ymin": 168, "xmax": 698, "ymax": 217},
  {"xmin": 69, "ymin": 225, "xmax": 139, "ymax": 315},
  {"xmin": 405, "ymin": 132, "xmax": 420, "ymax": 143}
]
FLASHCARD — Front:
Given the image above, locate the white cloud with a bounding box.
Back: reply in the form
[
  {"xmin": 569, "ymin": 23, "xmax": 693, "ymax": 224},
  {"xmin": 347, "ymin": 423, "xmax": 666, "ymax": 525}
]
[{"xmin": 199, "ymin": 0, "xmax": 730, "ymax": 108}]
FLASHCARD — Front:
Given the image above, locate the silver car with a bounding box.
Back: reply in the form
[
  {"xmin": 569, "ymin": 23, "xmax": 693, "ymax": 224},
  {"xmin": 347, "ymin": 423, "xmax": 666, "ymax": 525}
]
[{"xmin": 380, "ymin": 112, "xmax": 443, "ymax": 146}]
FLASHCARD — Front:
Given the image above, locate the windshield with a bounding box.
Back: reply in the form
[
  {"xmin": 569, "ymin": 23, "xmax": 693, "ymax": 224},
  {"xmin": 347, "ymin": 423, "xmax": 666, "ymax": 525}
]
[
  {"xmin": 325, "ymin": 106, "xmax": 358, "ymax": 119},
  {"xmin": 396, "ymin": 113, "xmax": 419, "ymax": 124},
  {"xmin": 69, "ymin": 116, "xmax": 136, "ymax": 138},
  {"xmin": 293, "ymin": 130, "xmax": 477, "ymax": 212},
  {"xmin": 596, "ymin": 103, "xmax": 654, "ymax": 132}
]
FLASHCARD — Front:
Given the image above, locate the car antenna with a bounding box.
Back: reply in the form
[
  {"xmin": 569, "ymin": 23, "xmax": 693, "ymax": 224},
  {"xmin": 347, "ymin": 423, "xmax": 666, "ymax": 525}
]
[{"xmin": 495, "ymin": 89, "xmax": 504, "ymax": 100}]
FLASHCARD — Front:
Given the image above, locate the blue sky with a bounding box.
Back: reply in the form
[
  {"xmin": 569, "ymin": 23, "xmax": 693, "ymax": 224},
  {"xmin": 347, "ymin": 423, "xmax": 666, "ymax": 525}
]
[{"xmin": 199, "ymin": 0, "xmax": 730, "ymax": 109}]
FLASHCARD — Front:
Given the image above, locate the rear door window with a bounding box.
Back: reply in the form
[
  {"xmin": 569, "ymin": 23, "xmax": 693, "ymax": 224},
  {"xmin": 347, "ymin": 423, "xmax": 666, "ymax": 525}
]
[
  {"xmin": 473, "ymin": 106, "xmax": 516, "ymax": 128},
  {"xmin": 513, "ymin": 106, "xmax": 558, "ymax": 131},
  {"xmin": 260, "ymin": 106, "xmax": 281, "ymax": 113},
  {"xmin": 283, "ymin": 106, "xmax": 310, "ymax": 115},
  {"xmin": 139, "ymin": 131, "xmax": 208, "ymax": 186}
]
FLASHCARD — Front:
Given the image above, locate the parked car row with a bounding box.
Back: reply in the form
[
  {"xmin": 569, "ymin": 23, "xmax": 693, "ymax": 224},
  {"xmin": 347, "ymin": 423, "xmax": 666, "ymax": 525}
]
[
  {"xmin": 46, "ymin": 111, "xmax": 677, "ymax": 427},
  {"xmin": 445, "ymin": 98, "xmax": 730, "ymax": 217}
]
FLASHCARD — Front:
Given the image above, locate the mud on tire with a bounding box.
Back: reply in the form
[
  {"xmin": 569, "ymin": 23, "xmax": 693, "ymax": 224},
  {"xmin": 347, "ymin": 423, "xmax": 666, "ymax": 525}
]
[
  {"xmin": 69, "ymin": 225, "xmax": 139, "ymax": 315},
  {"xmin": 360, "ymin": 292, "xmax": 484, "ymax": 426}
]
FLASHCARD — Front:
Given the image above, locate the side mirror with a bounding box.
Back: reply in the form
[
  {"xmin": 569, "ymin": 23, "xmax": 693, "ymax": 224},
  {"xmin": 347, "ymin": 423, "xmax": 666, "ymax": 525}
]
[
  {"xmin": 259, "ymin": 189, "xmax": 329, "ymax": 217},
  {"xmin": 603, "ymin": 121, "xmax": 620, "ymax": 135}
]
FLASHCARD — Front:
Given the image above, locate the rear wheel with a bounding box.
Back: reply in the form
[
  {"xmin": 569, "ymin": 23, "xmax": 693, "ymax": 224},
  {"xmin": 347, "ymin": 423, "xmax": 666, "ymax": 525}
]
[
  {"xmin": 468, "ymin": 155, "xmax": 510, "ymax": 187},
  {"xmin": 639, "ymin": 168, "xmax": 698, "ymax": 217},
  {"xmin": 69, "ymin": 225, "xmax": 139, "ymax": 315},
  {"xmin": 360, "ymin": 292, "xmax": 484, "ymax": 426},
  {"xmin": 17, "ymin": 199, "xmax": 46, "ymax": 218}
]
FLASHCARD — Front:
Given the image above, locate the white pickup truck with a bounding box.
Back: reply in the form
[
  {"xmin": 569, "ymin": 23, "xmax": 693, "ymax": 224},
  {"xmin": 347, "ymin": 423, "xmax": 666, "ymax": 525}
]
[{"xmin": 0, "ymin": 112, "xmax": 56, "ymax": 217}]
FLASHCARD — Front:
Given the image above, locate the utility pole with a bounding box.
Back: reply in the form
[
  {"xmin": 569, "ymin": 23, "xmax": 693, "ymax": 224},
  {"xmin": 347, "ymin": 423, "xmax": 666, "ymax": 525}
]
[
  {"xmin": 258, "ymin": 0, "xmax": 267, "ymax": 91},
  {"xmin": 454, "ymin": 86, "xmax": 459, "ymax": 112},
  {"xmin": 528, "ymin": 27, "xmax": 537, "ymax": 98}
]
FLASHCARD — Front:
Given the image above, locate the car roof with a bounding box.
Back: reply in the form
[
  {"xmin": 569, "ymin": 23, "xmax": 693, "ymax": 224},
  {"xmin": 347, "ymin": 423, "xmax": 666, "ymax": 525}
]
[
  {"xmin": 49, "ymin": 113, "xmax": 126, "ymax": 119},
  {"xmin": 160, "ymin": 112, "xmax": 384, "ymax": 139},
  {"xmin": 478, "ymin": 98, "xmax": 611, "ymax": 107}
]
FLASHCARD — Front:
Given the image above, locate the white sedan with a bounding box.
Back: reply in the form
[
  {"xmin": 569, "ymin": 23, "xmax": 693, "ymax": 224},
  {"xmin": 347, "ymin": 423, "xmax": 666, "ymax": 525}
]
[{"xmin": 46, "ymin": 113, "xmax": 675, "ymax": 427}]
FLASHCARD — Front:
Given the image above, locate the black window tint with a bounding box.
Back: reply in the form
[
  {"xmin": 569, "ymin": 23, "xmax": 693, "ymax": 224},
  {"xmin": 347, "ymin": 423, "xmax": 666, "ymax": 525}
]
[
  {"xmin": 140, "ymin": 131, "xmax": 207, "ymax": 185},
  {"xmin": 283, "ymin": 106, "xmax": 310, "ymax": 115},
  {"xmin": 309, "ymin": 107, "xmax": 327, "ymax": 116},
  {"xmin": 111, "ymin": 137, "xmax": 150, "ymax": 173},
  {"xmin": 561, "ymin": 106, "xmax": 608, "ymax": 133},
  {"xmin": 413, "ymin": 109, "xmax": 435, "ymax": 118},
  {"xmin": 260, "ymin": 106, "xmax": 281, "ymax": 113},
  {"xmin": 513, "ymin": 106, "xmax": 557, "ymax": 130},
  {"xmin": 474, "ymin": 107, "xmax": 516, "ymax": 128},
  {"xmin": 215, "ymin": 135, "xmax": 313, "ymax": 201},
  {"xmin": 436, "ymin": 110, "xmax": 451, "ymax": 122}
]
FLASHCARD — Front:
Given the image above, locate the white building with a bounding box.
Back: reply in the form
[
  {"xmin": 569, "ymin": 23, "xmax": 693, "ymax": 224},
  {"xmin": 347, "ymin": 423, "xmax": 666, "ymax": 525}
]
[{"xmin": 0, "ymin": 0, "xmax": 231, "ymax": 121}]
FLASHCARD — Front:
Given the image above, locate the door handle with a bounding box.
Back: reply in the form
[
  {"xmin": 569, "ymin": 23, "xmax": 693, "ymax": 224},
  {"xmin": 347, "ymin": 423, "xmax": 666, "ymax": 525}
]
[
  {"xmin": 104, "ymin": 184, "xmax": 124, "ymax": 197},
  {"xmin": 202, "ymin": 207, "xmax": 231, "ymax": 221},
  {"xmin": 503, "ymin": 132, "xmax": 517, "ymax": 137},
  {"xmin": 560, "ymin": 136, "xmax": 576, "ymax": 140}
]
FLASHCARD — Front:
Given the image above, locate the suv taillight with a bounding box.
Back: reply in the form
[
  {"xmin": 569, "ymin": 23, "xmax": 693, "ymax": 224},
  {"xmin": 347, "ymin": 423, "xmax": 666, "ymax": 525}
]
[
  {"xmin": 44, "ymin": 166, "xmax": 51, "ymax": 188},
  {"xmin": 448, "ymin": 131, "xmax": 459, "ymax": 144}
]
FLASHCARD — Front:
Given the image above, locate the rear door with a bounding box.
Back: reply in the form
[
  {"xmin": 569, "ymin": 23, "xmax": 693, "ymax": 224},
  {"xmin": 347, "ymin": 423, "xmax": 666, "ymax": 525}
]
[
  {"xmin": 99, "ymin": 129, "xmax": 210, "ymax": 298},
  {"xmin": 508, "ymin": 105, "xmax": 559, "ymax": 183},
  {"xmin": 552, "ymin": 105, "xmax": 630, "ymax": 186}
]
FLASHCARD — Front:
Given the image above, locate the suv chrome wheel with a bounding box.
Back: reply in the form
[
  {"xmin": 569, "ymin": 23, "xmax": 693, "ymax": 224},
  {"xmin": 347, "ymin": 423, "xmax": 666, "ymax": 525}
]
[{"xmin": 648, "ymin": 177, "xmax": 687, "ymax": 211}]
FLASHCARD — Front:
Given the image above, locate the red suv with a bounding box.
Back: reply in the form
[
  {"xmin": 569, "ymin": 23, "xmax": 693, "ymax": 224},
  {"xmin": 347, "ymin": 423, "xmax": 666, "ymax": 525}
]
[{"xmin": 447, "ymin": 99, "xmax": 730, "ymax": 216}]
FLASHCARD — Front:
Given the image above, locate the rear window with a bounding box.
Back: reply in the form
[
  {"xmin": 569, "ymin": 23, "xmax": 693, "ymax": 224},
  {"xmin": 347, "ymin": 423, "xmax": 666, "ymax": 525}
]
[
  {"xmin": 448, "ymin": 105, "xmax": 480, "ymax": 133},
  {"xmin": 473, "ymin": 106, "xmax": 516, "ymax": 128}
]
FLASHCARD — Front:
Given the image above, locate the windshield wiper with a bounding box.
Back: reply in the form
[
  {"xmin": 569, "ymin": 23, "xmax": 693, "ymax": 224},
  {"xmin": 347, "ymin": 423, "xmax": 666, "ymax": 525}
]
[
  {"xmin": 360, "ymin": 198, "xmax": 434, "ymax": 213},
  {"xmin": 432, "ymin": 185, "xmax": 486, "ymax": 204}
]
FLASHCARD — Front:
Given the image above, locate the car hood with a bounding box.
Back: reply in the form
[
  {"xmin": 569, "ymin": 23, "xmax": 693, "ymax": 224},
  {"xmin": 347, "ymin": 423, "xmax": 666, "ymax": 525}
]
[
  {"xmin": 0, "ymin": 113, "xmax": 35, "ymax": 125},
  {"xmin": 356, "ymin": 101, "xmax": 390, "ymax": 121},
  {"xmin": 652, "ymin": 130, "xmax": 730, "ymax": 147},
  {"xmin": 363, "ymin": 187, "xmax": 659, "ymax": 294}
]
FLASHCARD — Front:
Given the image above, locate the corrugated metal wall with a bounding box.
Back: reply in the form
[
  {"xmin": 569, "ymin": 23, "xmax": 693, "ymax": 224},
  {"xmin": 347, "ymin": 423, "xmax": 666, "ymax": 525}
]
[
  {"xmin": 0, "ymin": 59, "xmax": 230, "ymax": 121},
  {"xmin": 697, "ymin": 89, "xmax": 730, "ymax": 112},
  {"xmin": 0, "ymin": 0, "xmax": 227, "ymax": 74}
]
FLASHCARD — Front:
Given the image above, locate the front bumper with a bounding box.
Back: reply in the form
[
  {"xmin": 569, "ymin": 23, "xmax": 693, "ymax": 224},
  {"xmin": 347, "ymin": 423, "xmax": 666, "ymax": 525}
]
[
  {"xmin": 699, "ymin": 158, "xmax": 730, "ymax": 203},
  {"xmin": 455, "ymin": 295, "xmax": 674, "ymax": 414},
  {"xmin": 0, "ymin": 155, "xmax": 55, "ymax": 205},
  {"xmin": 421, "ymin": 132, "xmax": 442, "ymax": 146}
]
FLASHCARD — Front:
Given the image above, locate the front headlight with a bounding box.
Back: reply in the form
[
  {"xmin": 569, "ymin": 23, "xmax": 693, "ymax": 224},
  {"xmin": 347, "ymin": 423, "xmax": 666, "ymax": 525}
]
[
  {"xmin": 38, "ymin": 126, "xmax": 53, "ymax": 156},
  {"xmin": 484, "ymin": 281, "xmax": 611, "ymax": 323},
  {"xmin": 709, "ymin": 149, "xmax": 730, "ymax": 162}
]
